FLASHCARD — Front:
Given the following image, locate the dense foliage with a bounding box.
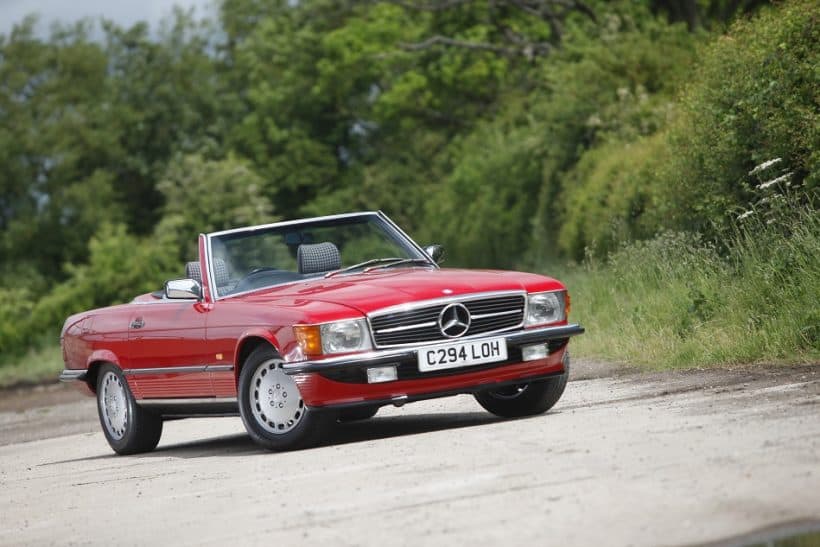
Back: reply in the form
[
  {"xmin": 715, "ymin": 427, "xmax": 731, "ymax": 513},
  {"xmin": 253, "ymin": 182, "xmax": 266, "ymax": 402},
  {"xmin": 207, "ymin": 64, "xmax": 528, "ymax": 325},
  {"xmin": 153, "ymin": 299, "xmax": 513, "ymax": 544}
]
[
  {"xmin": 0, "ymin": 0, "xmax": 816, "ymax": 364},
  {"xmin": 567, "ymin": 198, "xmax": 820, "ymax": 367}
]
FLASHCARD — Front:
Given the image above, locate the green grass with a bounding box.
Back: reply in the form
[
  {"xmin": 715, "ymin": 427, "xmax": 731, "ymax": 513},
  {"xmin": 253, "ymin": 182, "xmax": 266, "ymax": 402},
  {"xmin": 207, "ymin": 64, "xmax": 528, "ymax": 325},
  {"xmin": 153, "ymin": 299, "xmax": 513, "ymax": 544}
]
[
  {"xmin": 554, "ymin": 203, "xmax": 820, "ymax": 369},
  {"xmin": 0, "ymin": 344, "xmax": 64, "ymax": 388}
]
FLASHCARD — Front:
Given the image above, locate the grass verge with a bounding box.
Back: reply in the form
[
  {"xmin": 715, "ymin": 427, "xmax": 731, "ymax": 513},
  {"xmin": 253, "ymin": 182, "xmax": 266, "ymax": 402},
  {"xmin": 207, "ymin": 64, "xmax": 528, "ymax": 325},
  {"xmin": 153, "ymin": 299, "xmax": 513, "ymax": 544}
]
[
  {"xmin": 0, "ymin": 344, "xmax": 64, "ymax": 388},
  {"xmin": 555, "ymin": 203, "xmax": 819, "ymax": 369}
]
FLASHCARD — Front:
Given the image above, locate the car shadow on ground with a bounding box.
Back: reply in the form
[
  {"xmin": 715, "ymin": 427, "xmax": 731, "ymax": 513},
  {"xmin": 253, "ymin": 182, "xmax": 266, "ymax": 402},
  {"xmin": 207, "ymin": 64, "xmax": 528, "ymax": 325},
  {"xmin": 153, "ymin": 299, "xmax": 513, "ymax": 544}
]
[
  {"xmin": 148, "ymin": 410, "xmax": 506, "ymax": 459},
  {"xmin": 44, "ymin": 410, "xmax": 539, "ymax": 463}
]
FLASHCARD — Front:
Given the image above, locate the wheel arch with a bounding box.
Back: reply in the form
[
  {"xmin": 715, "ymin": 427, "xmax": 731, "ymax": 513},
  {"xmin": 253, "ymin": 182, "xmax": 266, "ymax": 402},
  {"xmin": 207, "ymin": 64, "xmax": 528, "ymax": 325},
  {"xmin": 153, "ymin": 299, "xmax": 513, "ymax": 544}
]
[
  {"xmin": 234, "ymin": 332, "xmax": 281, "ymax": 384},
  {"xmin": 85, "ymin": 350, "xmax": 123, "ymax": 394}
]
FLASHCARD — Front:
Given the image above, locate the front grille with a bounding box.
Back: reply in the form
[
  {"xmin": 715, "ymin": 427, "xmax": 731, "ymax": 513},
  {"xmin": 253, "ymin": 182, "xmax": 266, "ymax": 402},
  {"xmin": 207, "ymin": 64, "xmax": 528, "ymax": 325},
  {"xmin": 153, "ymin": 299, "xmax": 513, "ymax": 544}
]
[{"xmin": 369, "ymin": 294, "xmax": 525, "ymax": 348}]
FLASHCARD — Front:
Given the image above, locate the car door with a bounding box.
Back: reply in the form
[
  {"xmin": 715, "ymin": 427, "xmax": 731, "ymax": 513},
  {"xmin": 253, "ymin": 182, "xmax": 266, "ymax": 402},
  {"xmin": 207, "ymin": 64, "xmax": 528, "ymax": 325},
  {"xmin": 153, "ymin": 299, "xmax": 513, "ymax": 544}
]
[
  {"xmin": 203, "ymin": 301, "xmax": 248, "ymax": 398},
  {"xmin": 125, "ymin": 300, "xmax": 212, "ymax": 399}
]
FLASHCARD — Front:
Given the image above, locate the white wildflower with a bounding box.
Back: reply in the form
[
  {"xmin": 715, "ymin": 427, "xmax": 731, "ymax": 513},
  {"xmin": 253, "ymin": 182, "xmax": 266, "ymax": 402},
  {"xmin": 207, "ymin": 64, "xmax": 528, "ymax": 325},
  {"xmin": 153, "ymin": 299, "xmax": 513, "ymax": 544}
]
[
  {"xmin": 757, "ymin": 171, "xmax": 793, "ymax": 190},
  {"xmin": 737, "ymin": 210, "xmax": 754, "ymax": 220},
  {"xmin": 749, "ymin": 158, "xmax": 782, "ymax": 176},
  {"xmin": 586, "ymin": 114, "xmax": 602, "ymax": 127}
]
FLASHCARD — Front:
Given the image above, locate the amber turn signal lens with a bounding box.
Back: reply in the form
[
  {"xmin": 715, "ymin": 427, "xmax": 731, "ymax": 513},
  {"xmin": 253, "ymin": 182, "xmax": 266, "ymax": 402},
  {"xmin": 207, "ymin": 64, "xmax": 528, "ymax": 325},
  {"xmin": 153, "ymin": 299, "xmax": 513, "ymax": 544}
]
[
  {"xmin": 293, "ymin": 325, "xmax": 322, "ymax": 356},
  {"xmin": 565, "ymin": 292, "xmax": 571, "ymax": 318}
]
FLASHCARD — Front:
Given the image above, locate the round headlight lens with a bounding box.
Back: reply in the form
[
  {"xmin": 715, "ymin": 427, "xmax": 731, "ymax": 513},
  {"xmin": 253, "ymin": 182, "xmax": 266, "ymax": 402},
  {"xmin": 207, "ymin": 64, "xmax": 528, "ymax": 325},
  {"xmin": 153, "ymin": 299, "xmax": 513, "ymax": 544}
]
[
  {"xmin": 320, "ymin": 319, "xmax": 371, "ymax": 354},
  {"xmin": 526, "ymin": 291, "xmax": 565, "ymax": 326}
]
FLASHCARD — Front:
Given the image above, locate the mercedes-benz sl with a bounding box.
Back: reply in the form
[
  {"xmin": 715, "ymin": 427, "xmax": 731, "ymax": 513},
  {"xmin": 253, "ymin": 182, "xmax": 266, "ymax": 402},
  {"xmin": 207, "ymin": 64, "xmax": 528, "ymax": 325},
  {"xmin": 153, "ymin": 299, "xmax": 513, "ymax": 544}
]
[{"xmin": 60, "ymin": 212, "xmax": 584, "ymax": 454}]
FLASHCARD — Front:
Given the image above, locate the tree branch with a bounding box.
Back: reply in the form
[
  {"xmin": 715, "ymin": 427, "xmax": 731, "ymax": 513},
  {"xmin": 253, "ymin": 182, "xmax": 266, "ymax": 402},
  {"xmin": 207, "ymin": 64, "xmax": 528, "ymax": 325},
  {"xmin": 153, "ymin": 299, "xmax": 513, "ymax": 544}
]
[
  {"xmin": 393, "ymin": 0, "xmax": 597, "ymax": 59},
  {"xmin": 387, "ymin": 0, "xmax": 477, "ymax": 11},
  {"xmin": 399, "ymin": 34, "xmax": 520, "ymax": 56}
]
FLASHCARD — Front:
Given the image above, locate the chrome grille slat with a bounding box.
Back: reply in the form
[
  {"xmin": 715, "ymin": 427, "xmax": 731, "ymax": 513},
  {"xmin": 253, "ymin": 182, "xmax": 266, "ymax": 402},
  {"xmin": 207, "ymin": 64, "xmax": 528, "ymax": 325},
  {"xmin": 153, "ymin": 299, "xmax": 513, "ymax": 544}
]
[
  {"xmin": 371, "ymin": 312, "xmax": 441, "ymax": 329},
  {"xmin": 471, "ymin": 309, "xmax": 522, "ymax": 319},
  {"xmin": 369, "ymin": 293, "xmax": 526, "ymax": 348},
  {"xmin": 375, "ymin": 321, "xmax": 437, "ymax": 334}
]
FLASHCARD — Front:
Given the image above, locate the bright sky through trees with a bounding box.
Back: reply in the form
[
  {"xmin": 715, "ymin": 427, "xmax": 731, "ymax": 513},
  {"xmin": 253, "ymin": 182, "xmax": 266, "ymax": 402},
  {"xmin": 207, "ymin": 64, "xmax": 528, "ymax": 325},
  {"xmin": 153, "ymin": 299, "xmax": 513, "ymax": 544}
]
[{"xmin": 0, "ymin": 0, "xmax": 214, "ymax": 36}]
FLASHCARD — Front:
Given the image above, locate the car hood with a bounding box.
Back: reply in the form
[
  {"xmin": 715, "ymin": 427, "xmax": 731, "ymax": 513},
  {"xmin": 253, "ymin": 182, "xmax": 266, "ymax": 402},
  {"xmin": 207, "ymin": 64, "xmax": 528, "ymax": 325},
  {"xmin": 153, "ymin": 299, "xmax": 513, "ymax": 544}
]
[{"xmin": 230, "ymin": 267, "xmax": 564, "ymax": 315}]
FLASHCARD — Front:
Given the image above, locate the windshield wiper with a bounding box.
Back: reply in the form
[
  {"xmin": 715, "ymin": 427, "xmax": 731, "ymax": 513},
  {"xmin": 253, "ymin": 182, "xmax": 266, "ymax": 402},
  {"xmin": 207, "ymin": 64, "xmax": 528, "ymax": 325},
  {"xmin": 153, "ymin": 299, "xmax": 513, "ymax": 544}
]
[
  {"xmin": 363, "ymin": 258, "xmax": 432, "ymax": 273},
  {"xmin": 324, "ymin": 257, "xmax": 407, "ymax": 278}
]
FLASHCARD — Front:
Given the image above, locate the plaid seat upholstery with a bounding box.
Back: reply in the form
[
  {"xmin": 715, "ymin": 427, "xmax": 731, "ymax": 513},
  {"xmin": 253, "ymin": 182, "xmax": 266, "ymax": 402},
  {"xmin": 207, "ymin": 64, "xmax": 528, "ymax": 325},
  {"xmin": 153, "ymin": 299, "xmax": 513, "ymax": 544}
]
[
  {"xmin": 185, "ymin": 258, "xmax": 230, "ymax": 287},
  {"xmin": 297, "ymin": 242, "xmax": 341, "ymax": 274}
]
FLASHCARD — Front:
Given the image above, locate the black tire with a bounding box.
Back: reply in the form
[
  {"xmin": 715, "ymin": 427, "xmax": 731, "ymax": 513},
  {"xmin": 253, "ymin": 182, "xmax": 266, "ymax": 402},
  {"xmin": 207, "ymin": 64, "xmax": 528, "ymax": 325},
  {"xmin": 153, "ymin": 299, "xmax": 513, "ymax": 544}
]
[
  {"xmin": 474, "ymin": 352, "xmax": 570, "ymax": 418},
  {"xmin": 238, "ymin": 345, "xmax": 334, "ymax": 451},
  {"xmin": 338, "ymin": 405, "xmax": 379, "ymax": 422},
  {"xmin": 96, "ymin": 364, "xmax": 163, "ymax": 455}
]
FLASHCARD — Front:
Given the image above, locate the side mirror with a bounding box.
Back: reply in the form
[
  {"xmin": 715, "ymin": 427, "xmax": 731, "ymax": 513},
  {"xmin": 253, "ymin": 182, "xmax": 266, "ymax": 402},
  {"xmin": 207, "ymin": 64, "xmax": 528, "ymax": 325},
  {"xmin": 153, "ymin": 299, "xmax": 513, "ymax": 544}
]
[
  {"xmin": 165, "ymin": 278, "xmax": 202, "ymax": 300},
  {"xmin": 424, "ymin": 244, "xmax": 445, "ymax": 264}
]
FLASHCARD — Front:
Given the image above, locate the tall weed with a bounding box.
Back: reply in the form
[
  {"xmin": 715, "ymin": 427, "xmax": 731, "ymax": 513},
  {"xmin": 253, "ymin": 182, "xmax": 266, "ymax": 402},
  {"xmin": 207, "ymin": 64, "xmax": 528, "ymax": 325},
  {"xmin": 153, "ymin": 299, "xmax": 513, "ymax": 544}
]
[{"xmin": 561, "ymin": 189, "xmax": 819, "ymax": 367}]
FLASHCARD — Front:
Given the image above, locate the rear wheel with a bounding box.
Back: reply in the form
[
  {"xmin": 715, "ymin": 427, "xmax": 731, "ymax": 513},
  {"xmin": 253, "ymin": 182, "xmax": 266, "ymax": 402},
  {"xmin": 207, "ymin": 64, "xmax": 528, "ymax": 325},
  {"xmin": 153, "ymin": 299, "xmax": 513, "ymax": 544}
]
[
  {"xmin": 238, "ymin": 345, "xmax": 333, "ymax": 451},
  {"xmin": 96, "ymin": 364, "xmax": 163, "ymax": 455},
  {"xmin": 474, "ymin": 352, "xmax": 570, "ymax": 418}
]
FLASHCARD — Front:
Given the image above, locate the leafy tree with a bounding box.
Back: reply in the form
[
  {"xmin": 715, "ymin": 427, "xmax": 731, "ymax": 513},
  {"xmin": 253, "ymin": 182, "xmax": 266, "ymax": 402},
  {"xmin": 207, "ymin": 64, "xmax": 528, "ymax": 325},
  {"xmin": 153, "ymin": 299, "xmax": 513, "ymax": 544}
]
[{"xmin": 156, "ymin": 154, "xmax": 276, "ymax": 260}]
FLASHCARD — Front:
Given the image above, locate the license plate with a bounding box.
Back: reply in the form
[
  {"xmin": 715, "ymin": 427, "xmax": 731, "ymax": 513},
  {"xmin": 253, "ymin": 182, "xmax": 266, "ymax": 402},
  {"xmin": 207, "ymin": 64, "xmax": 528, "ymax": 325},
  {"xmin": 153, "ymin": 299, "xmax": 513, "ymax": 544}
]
[{"xmin": 417, "ymin": 337, "xmax": 508, "ymax": 372}]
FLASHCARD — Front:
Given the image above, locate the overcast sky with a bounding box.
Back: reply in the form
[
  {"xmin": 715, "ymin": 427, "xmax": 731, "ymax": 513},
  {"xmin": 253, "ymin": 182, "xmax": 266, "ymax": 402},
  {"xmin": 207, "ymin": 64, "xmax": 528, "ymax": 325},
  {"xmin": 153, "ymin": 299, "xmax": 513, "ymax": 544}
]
[{"xmin": 0, "ymin": 0, "xmax": 216, "ymax": 37}]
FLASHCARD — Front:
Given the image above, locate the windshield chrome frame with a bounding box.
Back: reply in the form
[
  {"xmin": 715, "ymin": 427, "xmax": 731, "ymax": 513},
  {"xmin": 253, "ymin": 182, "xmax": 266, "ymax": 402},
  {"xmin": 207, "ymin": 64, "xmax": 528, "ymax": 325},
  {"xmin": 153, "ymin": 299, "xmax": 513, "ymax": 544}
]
[{"xmin": 204, "ymin": 211, "xmax": 437, "ymax": 300}]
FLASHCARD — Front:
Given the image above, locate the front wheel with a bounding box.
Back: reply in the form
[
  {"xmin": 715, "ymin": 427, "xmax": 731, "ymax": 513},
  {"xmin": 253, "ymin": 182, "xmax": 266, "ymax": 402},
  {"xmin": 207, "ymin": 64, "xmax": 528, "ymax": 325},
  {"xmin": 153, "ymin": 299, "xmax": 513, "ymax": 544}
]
[
  {"xmin": 96, "ymin": 364, "xmax": 163, "ymax": 455},
  {"xmin": 338, "ymin": 405, "xmax": 379, "ymax": 422},
  {"xmin": 238, "ymin": 345, "xmax": 334, "ymax": 451},
  {"xmin": 474, "ymin": 352, "xmax": 570, "ymax": 418}
]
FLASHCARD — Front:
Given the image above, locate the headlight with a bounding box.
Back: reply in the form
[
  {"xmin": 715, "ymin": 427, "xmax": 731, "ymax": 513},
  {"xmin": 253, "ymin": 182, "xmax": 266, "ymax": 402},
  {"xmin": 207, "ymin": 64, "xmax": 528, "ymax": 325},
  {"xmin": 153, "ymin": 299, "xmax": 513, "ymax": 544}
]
[
  {"xmin": 321, "ymin": 320, "xmax": 371, "ymax": 354},
  {"xmin": 294, "ymin": 319, "xmax": 373, "ymax": 356},
  {"xmin": 525, "ymin": 291, "xmax": 566, "ymax": 326}
]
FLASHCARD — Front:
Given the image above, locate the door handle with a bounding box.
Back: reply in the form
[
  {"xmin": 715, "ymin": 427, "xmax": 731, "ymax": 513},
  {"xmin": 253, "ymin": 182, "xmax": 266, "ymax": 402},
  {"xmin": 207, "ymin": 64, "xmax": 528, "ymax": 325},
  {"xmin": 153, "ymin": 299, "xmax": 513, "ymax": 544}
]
[{"xmin": 130, "ymin": 317, "xmax": 145, "ymax": 329}]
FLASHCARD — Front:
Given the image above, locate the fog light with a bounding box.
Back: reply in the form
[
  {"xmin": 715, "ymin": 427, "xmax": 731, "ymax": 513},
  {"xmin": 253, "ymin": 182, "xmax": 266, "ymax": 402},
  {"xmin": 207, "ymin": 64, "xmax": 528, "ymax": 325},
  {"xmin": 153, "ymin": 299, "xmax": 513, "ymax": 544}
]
[
  {"xmin": 521, "ymin": 344, "xmax": 548, "ymax": 361},
  {"xmin": 367, "ymin": 365, "xmax": 398, "ymax": 383}
]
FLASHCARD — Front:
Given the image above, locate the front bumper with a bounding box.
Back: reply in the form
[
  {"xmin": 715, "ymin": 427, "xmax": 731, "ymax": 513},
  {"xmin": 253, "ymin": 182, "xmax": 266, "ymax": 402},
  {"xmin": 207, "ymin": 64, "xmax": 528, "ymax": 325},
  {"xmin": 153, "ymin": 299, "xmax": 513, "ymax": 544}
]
[
  {"xmin": 286, "ymin": 323, "xmax": 584, "ymax": 408},
  {"xmin": 59, "ymin": 369, "xmax": 88, "ymax": 382}
]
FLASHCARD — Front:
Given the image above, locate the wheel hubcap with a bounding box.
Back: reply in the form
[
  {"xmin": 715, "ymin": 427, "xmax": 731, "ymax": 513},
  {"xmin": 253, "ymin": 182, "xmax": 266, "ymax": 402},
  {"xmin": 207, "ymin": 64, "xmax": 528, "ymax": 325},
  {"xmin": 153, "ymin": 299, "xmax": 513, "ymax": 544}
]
[
  {"xmin": 100, "ymin": 371, "xmax": 128, "ymax": 440},
  {"xmin": 250, "ymin": 359, "xmax": 305, "ymax": 434}
]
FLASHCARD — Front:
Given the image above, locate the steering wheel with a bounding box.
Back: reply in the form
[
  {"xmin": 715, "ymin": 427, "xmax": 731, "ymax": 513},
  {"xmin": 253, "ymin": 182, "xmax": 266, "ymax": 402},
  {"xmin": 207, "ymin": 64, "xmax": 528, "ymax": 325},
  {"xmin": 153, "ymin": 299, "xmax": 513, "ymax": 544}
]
[
  {"xmin": 247, "ymin": 266, "xmax": 278, "ymax": 276},
  {"xmin": 232, "ymin": 267, "xmax": 281, "ymax": 293}
]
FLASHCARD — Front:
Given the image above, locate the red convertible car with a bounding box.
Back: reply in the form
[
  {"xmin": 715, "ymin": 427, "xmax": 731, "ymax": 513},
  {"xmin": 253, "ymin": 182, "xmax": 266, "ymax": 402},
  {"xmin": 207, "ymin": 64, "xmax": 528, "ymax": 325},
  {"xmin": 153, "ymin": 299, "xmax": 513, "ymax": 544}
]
[{"xmin": 60, "ymin": 212, "xmax": 584, "ymax": 454}]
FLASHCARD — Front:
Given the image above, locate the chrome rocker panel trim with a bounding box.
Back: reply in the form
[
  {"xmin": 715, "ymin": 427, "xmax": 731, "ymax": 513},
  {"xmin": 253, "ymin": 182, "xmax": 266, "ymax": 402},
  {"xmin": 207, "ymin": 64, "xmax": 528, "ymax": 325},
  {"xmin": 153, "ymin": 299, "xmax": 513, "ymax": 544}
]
[{"xmin": 122, "ymin": 364, "xmax": 233, "ymax": 376}]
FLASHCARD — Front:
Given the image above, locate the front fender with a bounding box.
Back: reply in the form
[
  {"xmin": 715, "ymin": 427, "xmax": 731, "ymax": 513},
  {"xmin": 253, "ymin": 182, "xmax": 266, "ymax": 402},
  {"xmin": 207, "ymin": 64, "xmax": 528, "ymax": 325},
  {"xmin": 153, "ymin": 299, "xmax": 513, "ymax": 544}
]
[
  {"xmin": 233, "ymin": 328, "xmax": 287, "ymax": 381},
  {"xmin": 86, "ymin": 349, "xmax": 122, "ymax": 369}
]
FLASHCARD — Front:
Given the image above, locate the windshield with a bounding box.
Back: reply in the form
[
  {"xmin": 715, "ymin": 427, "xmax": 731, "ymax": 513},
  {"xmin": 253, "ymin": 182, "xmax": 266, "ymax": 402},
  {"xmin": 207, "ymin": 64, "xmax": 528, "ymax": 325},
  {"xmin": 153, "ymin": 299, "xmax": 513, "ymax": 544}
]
[{"xmin": 207, "ymin": 213, "xmax": 431, "ymax": 297}]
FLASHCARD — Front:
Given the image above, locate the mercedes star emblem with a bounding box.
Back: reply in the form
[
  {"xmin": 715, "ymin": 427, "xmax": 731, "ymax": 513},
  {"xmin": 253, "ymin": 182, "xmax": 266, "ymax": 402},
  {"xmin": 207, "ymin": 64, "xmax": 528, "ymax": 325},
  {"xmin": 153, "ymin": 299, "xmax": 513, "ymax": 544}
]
[{"xmin": 438, "ymin": 303, "xmax": 471, "ymax": 338}]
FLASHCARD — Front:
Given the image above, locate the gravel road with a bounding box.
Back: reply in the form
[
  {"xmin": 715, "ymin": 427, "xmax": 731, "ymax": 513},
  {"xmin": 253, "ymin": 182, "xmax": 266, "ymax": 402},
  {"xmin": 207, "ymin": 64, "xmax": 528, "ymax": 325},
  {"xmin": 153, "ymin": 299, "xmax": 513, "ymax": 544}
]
[{"xmin": 1, "ymin": 361, "xmax": 818, "ymax": 546}]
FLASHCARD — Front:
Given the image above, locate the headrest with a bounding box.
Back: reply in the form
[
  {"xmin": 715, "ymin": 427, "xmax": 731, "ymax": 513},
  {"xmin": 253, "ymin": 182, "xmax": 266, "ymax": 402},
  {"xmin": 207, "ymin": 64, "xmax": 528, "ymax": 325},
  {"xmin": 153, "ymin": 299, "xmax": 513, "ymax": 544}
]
[
  {"xmin": 185, "ymin": 258, "xmax": 229, "ymax": 286},
  {"xmin": 297, "ymin": 242, "xmax": 341, "ymax": 274}
]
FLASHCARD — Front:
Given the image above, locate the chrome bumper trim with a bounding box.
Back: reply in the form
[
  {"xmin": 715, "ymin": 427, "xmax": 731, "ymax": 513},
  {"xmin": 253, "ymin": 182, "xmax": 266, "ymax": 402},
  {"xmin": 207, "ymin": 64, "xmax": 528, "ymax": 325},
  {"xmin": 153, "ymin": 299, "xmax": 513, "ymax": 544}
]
[
  {"xmin": 283, "ymin": 323, "xmax": 584, "ymax": 374},
  {"xmin": 59, "ymin": 369, "xmax": 88, "ymax": 382}
]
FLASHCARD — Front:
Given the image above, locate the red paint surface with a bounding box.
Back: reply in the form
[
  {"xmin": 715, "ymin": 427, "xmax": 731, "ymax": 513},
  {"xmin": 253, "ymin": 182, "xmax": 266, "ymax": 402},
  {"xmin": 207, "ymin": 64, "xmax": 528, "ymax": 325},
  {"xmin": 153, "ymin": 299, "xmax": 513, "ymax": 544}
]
[
  {"xmin": 62, "ymin": 266, "xmax": 569, "ymax": 402},
  {"xmin": 295, "ymin": 348, "xmax": 567, "ymax": 407}
]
